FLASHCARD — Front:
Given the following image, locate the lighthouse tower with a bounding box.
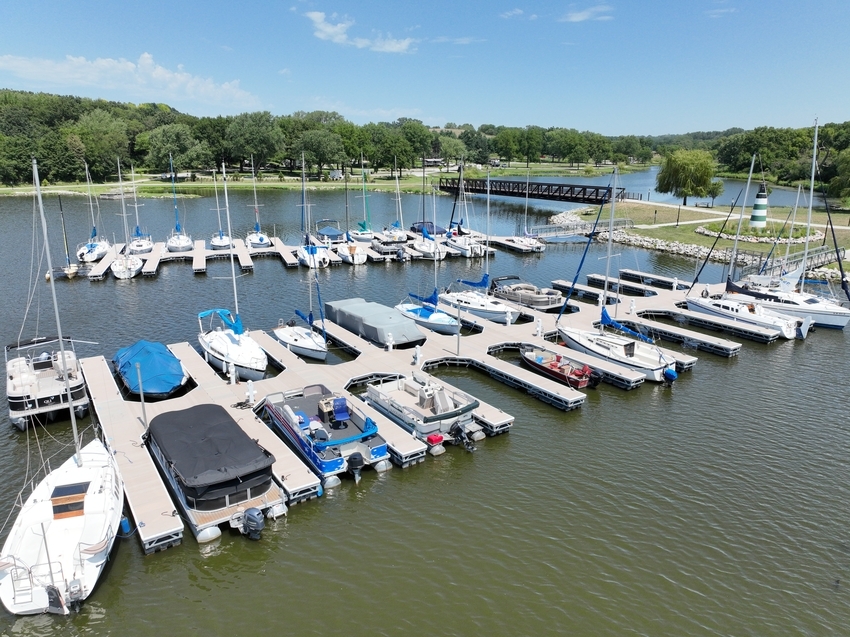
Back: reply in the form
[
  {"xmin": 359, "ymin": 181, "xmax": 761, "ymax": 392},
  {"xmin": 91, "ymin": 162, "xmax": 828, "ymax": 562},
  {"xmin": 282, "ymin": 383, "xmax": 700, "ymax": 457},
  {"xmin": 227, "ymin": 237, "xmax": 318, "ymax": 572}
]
[{"xmin": 749, "ymin": 183, "xmax": 768, "ymax": 229}]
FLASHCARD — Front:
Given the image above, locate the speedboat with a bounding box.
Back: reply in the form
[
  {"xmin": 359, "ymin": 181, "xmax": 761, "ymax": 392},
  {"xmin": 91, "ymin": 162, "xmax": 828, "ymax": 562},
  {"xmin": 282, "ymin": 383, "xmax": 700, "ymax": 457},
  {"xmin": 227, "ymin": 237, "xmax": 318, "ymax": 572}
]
[
  {"xmin": 261, "ymin": 384, "xmax": 391, "ymax": 487},
  {"xmin": 315, "ymin": 219, "xmax": 346, "ymax": 246},
  {"xmin": 519, "ymin": 346, "xmax": 601, "ymax": 389},
  {"xmin": 365, "ymin": 372, "xmax": 483, "ymax": 455},
  {"xmin": 144, "ymin": 404, "xmax": 286, "ymax": 542},
  {"xmin": 5, "ymin": 336, "xmax": 89, "ymax": 431}
]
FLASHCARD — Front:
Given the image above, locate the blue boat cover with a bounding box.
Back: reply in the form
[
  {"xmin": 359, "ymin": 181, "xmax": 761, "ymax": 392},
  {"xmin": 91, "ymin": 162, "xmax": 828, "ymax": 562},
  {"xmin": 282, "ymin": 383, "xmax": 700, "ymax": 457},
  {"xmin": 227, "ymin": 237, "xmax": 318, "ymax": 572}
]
[
  {"xmin": 198, "ymin": 308, "xmax": 245, "ymax": 335},
  {"xmin": 409, "ymin": 288, "xmax": 439, "ymax": 307},
  {"xmin": 113, "ymin": 340, "xmax": 185, "ymax": 396},
  {"xmin": 318, "ymin": 225, "xmax": 345, "ymax": 239},
  {"xmin": 600, "ymin": 308, "xmax": 653, "ymax": 343},
  {"xmin": 457, "ymin": 273, "xmax": 489, "ymax": 288}
]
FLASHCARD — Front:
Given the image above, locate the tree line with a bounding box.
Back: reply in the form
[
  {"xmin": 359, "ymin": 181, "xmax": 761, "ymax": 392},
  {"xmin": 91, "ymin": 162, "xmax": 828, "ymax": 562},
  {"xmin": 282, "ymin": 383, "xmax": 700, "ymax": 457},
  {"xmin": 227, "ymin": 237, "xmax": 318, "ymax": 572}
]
[{"xmin": 1, "ymin": 89, "xmax": 849, "ymax": 199}]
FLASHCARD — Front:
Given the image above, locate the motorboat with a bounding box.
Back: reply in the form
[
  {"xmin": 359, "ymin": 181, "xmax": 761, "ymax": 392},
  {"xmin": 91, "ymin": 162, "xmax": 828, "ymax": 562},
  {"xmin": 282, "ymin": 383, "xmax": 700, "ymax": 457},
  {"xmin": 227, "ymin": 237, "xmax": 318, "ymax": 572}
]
[
  {"xmin": 490, "ymin": 275, "xmax": 564, "ymax": 313},
  {"xmin": 519, "ymin": 346, "xmax": 602, "ymax": 389},
  {"xmin": 112, "ymin": 340, "xmax": 190, "ymax": 399},
  {"xmin": 446, "ymin": 229, "xmax": 484, "ymax": 258},
  {"xmin": 365, "ymin": 372, "xmax": 483, "ymax": 455},
  {"xmin": 316, "ymin": 219, "xmax": 346, "ymax": 245},
  {"xmin": 324, "ymin": 298, "xmax": 426, "ymax": 349},
  {"xmin": 5, "ymin": 336, "xmax": 89, "ymax": 431},
  {"xmin": 261, "ymin": 384, "xmax": 391, "ymax": 487},
  {"xmin": 144, "ymin": 404, "xmax": 286, "ymax": 543},
  {"xmin": 0, "ymin": 159, "xmax": 124, "ymax": 616}
]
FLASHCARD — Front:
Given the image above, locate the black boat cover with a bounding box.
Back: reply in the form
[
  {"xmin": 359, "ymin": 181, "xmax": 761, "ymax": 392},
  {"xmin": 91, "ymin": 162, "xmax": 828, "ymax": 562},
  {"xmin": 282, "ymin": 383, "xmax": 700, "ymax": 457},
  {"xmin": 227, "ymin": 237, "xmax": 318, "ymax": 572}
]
[{"xmin": 148, "ymin": 404, "xmax": 274, "ymax": 491}]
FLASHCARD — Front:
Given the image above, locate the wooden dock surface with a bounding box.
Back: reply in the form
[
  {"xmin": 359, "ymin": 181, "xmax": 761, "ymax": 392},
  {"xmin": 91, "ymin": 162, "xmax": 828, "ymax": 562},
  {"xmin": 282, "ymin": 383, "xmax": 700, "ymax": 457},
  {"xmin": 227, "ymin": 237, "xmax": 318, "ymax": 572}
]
[{"xmin": 79, "ymin": 356, "xmax": 184, "ymax": 554}]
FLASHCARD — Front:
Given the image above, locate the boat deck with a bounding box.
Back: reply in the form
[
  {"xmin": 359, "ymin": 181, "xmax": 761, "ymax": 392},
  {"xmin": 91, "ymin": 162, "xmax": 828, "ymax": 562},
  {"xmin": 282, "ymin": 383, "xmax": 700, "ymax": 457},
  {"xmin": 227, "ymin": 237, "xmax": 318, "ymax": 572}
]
[
  {"xmin": 619, "ymin": 269, "xmax": 692, "ymax": 290},
  {"xmin": 79, "ymin": 356, "xmax": 184, "ymax": 554}
]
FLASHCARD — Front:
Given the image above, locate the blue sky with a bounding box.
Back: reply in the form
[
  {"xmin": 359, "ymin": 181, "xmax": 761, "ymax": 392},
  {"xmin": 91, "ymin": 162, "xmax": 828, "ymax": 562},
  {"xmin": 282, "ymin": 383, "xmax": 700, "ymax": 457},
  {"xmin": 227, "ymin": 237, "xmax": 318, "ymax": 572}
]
[{"xmin": 1, "ymin": 1, "xmax": 847, "ymax": 136}]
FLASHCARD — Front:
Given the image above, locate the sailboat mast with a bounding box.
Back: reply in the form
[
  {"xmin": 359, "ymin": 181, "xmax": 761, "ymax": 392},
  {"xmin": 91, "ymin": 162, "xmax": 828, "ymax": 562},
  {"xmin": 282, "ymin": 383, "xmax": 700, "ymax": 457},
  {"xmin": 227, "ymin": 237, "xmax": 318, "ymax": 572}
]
[
  {"xmin": 222, "ymin": 162, "xmax": 240, "ymax": 316},
  {"xmin": 212, "ymin": 168, "xmax": 224, "ymax": 239},
  {"xmin": 169, "ymin": 154, "xmax": 181, "ymax": 233},
  {"xmin": 728, "ymin": 154, "xmax": 756, "ymax": 282},
  {"xmin": 485, "ymin": 170, "xmax": 491, "ymax": 276},
  {"xmin": 301, "ymin": 153, "xmax": 307, "ymax": 242},
  {"xmin": 251, "ymin": 155, "xmax": 262, "ymax": 233},
  {"xmin": 524, "ymin": 170, "xmax": 530, "ymax": 234},
  {"xmin": 118, "ymin": 161, "xmax": 131, "ymax": 269},
  {"xmin": 601, "ymin": 169, "xmax": 616, "ymax": 308},
  {"xmin": 344, "ymin": 167, "xmax": 351, "ymax": 236},
  {"xmin": 33, "ymin": 158, "xmax": 81, "ymax": 465},
  {"xmin": 783, "ymin": 185, "xmax": 802, "ymax": 266},
  {"xmin": 58, "ymin": 196, "xmax": 72, "ymax": 270},
  {"xmin": 85, "ymin": 162, "xmax": 97, "ymax": 239},
  {"xmin": 801, "ymin": 120, "xmax": 819, "ymax": 295}
]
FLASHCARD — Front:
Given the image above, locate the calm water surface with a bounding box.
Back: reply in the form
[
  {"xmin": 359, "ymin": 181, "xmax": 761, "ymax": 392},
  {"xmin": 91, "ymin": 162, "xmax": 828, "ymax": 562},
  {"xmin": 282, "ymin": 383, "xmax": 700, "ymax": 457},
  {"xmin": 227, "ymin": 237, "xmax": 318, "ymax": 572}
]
[{"xmin": 0, "ymin": 188, "xmax": 847, "ymax": 636}]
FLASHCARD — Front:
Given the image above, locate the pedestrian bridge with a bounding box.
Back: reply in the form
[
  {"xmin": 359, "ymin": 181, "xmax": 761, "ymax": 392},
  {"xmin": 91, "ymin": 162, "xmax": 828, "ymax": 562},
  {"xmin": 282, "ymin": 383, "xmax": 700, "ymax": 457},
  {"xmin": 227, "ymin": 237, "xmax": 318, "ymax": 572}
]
[{"xmin": 438, "ymin": 178, "xmax": 624, "ymax": 205}]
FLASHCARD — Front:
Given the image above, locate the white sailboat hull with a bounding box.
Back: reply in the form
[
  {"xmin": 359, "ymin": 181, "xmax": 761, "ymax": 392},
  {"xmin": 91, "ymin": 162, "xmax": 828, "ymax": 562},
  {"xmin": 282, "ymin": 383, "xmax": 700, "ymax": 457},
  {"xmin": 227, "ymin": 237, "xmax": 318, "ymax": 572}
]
[
  {"xmin": 109, "ymin": 255, "xmax": 143, "ymax": 280},
  {"xmin": 76, "ymin": 240, "xmax": 110, "ymax": 263},
  {"xmin": 446, "ymin": 235, "xmax": 484, "ymax": 258},
  {"xmin": 209, "ymin": 234, "xmax": 232, "ymax": 250},
  {"xmin": 395, "ymin": 302, "xmax": 461, "ymax": 335},
  {"xmin": 166, "ymin": 233, "xmax": 192, "ymax": 252},
  {"xmin": 0, "ymin": 439, "xmax": 123, "ymax": 616},
  {"xmin": 439, "ymin": 291, "xmax": 519, "ymax": 324},
  {"xmin": 336, "ymin": 242, "xmax": 367, "ymax": 265},
  {"xmin": 246, "ymin": 232, "xmax": 270, "ymax": 248},
  {"xmin": 273, "ymin": 325, "xmax": 328, "ymax": 360},
  {"xmin": 726, "ymin": 289, "xmax": 850, "ymax": 329},
  {"xmin": 296, "ymin": 246, "xmax": 330, "ymax": 269},
  {"xmin": 558, "ymin": 326, "xmax": 673, "ymax": 382},
  {"xmin": 198, "ymin": 330, "xmax": 267, "ymax": 381},
  {"xmin": 685, "ymin": 296, "xmax": 797, "ymax": 339}
]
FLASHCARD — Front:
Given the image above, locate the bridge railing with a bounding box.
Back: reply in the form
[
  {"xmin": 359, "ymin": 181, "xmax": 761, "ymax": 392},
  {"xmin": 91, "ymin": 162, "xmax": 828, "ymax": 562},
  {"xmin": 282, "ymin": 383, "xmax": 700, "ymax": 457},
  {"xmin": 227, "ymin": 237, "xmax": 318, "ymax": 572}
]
[{"xmin": 438, "ymin": 178, "xmax": 624, "ymax": 206}]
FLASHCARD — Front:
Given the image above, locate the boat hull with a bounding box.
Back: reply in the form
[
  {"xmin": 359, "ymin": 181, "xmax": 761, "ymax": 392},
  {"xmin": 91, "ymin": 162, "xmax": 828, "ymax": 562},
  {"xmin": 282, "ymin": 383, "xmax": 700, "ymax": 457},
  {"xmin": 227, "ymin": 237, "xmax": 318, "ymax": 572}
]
[
  {"xmin": 198, "ymin": 331, "xmax": 267, "ymax": 381},
  {"xmin": 558, "ymin": 326, "xmax": 673, "ymax": 383},
  {"xmin": 273, "ymin": 325, "xmax": 328, "ymax": 361},
  {"xmin": 438, "ymin": 291, "xmax": 519, "ymax": 325}
]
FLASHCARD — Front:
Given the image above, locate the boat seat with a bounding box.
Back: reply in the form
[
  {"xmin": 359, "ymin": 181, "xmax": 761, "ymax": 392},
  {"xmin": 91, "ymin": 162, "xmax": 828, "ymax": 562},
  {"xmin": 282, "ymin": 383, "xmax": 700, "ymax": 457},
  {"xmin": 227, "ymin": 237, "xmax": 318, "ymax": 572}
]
[
  {"xmin": 313, "ymin": 427, "xmax": 329, "ymax": 442},
  {"xmin": 332, "ymin": 397, "xmax": 350, "ymax": 422}
]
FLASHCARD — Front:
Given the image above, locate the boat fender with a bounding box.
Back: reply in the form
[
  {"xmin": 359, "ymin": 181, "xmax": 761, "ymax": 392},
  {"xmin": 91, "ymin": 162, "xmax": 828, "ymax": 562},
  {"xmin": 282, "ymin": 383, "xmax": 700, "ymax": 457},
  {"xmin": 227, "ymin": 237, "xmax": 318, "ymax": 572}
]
[
  {"xmin": 120, "ymin": 515, "xmax": 131, "ymax": 535},
  {"xmin": 663, "ymin": 368, "xmax": 678, "ymax": 384}
]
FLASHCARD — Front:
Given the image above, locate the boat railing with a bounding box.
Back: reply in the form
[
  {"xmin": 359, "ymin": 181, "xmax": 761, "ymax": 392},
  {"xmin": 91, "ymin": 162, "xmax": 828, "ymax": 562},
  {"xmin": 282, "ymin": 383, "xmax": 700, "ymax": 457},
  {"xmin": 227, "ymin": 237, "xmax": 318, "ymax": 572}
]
[{"xmin": 0, "ymin": 556, "xmax": 36, "ymax": 604}]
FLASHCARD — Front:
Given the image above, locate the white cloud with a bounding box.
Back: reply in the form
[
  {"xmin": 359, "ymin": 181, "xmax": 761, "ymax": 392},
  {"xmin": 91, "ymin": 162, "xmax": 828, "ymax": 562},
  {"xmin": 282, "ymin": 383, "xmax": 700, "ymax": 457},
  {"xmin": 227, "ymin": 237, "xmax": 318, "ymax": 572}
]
[
  {"xmin": 305, "ymin": 11, "xmax": 415, "ymax": 53},
  {"xmin": 706, "ymin": 8, "xmax": 737, "ymax": 18},
  {"xmin": 0, "ymin": 52, "xmax": 260, "ymax": 109},
  {"xmin": 500, "ymin": 9, "xmax": 523, "ymax": 19},
  {"xmin": 431, "ymin": 36, "xmax": 481, "ymax": 45},
  {"xmin": 560, "ymin": 4, "xmax": 614, "ymax": 22}
]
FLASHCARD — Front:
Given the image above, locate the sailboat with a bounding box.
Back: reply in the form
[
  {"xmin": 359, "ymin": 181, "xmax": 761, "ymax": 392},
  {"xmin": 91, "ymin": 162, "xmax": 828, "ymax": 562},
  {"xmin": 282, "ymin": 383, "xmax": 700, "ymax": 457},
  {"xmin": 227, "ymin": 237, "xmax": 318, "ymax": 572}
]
[
  {"xmin": 245, "ymin": 155, "xmax": 270, "ymax": 248},
  {"xmin": 373, "ymin": 159, "xmax": 410, "ymax": 255},
  {"xmin": 725, "ymin": 122, "xmax": 850, "ymax": 329},
  {"xmin": 109, "ymin": 160, "xmax": 144, "ymax": 280},
  {"xmin": 198, "ymin": 162, "xmax": 268, "ymax": 381},
  {"xmin": 412, "ymin": 186, "xmax": 446, "ymax": 261},
  {"xmin": 685, "ymin": 156, "xmax": 811, "ymax": 339},
  {"xmin": 46, "ymin": 196, "xmax": 79, "ymax": 280},
  {"xmin": 75, "ymin": 163, "xmax": 111, "ymax": 263},
  {"xmin": 273, "ymin": 270, "xmax": 329, "ymax": 360},
  {"xmin": 557, "ymin": 170, "xmax": 679, "ymax": 383},
  {"xmin": 165, "ymin": 154, "xmax": 192, "ymax": 252},
  {"xmin": 126, "ymin": 165, "xmax": 153, "ymax": 255},
  {"xmin": 349, "ymin": 154, "xmax": 374, "ymax": 243},
  {"xmin": 395, "ymin": 286, "xmax": 460, "ymax": 336},
  {"xmin": 445, "ymin": 163, "xmax": 484, "ymax": 258},
  {"xmin": 209, "ymin": 168, "xmax": 233, "ymax": 250},
  {"xmin": 336, "ymin": 170, "xmax": 367, "ymax": 265},
  {"xmin": 439, "ymin": 173, "xmax": 519, "ymax": 324},
  {"xmin": 0, "ymin": 158, "xmax": 124, "ymax": 616},
  {"xmin": 295, "ymin": 156, "xmax": 330, "ymax": 269},
  {"xmin": 505, "ymin": 171, "xmax": 545, "ymax": 252}
]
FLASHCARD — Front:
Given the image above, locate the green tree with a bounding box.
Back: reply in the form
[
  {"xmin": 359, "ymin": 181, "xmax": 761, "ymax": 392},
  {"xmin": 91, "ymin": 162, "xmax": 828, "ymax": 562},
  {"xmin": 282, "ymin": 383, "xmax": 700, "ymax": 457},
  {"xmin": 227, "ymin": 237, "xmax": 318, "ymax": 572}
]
[
  {"xmin": 226, "ymin": 111, "xmax": 283, "ymax": 169},
  {"xmin": 521, "ymin": 126, "xmax": 544, "ymax": 167},
  {"xmin": 298, "ymin": 129, "xmax": 345, "ymax": 178},
  {"xmin": 656, "ymin": 149, "xmax": 716, "ymax": 205},
  {"xmin": 494, "ymin": 128, "xmax": 521, "ymax": 166},
  {"xmin": 583, "ymin": 131, "xmax": 611, "ymax": 165},
  {"xmin": 439, "ymin": 136, "xmax": 467, "ymax": 166},
  {"xmin": 458, "ymin": 129, "xmax": 490, "ymax": 164},
  {"xmin": 146, "ymin": 123, "xmax": 213, "ymax": 171},
  {"xmin": 400, "ymin": 119, "xmax": 432, "ymax": 159},
  {"xmin": 193, "ymin": 116, "xmax": 233, "ymax": 164},
  {"xmin": 73, "ymin": 108, "xmax": 129, "ymax": 181},
  {"xmin": 706, "ymin": 179, "xmax": 725, "ymax": 207}
]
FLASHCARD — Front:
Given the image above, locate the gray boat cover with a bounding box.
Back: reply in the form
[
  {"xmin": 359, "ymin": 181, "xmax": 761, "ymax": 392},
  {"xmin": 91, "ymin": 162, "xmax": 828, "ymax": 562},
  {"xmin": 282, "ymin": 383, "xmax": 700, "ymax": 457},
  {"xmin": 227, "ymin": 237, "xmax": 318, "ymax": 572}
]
[
  {"xmin": 148, "ymin": 404, "xmax": 274, "ymax": 506},
  {"xmin": 324, "ymin": 298, "xmax": 426, "ymax": 348}
]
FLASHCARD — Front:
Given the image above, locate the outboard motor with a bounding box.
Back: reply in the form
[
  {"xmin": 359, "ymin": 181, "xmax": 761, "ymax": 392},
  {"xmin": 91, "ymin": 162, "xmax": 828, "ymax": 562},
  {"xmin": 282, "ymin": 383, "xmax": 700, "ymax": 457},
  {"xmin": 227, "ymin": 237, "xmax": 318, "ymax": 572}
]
[
  {"xmin": 68, "ymin": 579, "xmax": 84, "ymax": 611},
  {"xmin": 450, "ymin": 423, "xmax": 476, "ymax": 452},
  {"xmin": 241, "ymin": 507, "xmax": 265, "ymax": 540},
  {"xmin": 348, "ymin": 452, "xmax": 365, "ymax": 484},
  {"xmin": 588, "ymin": 369, "xmax": 604, "ymax": 389},
  {"xmin": 662, "ymin": 368, "xmax": 678, "ymax": 386}
]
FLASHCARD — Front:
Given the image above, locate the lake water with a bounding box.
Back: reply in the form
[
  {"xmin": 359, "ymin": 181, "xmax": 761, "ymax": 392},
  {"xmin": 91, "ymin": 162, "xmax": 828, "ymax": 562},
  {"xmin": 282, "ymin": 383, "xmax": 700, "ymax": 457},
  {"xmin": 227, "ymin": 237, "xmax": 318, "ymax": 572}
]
[{"xmin": 0, "ymin": 186, "xmax": 848, "ymax": 636}]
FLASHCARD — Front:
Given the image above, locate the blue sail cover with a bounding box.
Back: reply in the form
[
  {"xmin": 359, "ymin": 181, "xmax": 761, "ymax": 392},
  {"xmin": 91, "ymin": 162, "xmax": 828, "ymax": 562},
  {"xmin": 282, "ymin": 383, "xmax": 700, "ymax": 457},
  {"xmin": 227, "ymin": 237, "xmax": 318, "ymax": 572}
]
[
  {"xmin": 113, "ymin": 340, "xmax": 186, "ymax": 397},
  {"xmin": 458, "ymin": 273, "xmax": 489, "ymax": 288},
  {"xmin": 198, "ymin": 308, "xmax": 245, "ymax": 335},
  {"xmin": 600, "ymin": 308, "xmax": 653, "ymax": 343},
  {"xmin": 295, "ymin": 309, "xmax": 314, "ymax": 325},
  {"xmin": 410, "ymin": 288, "xmax": 439, "ymax": 307},
  {"xmin": 422, "ymin": 225, "xmax": 434, "ymax": 241},
  {"xmin": 357, "ymin": 220, "xmax": 369, "ymax": 231}
]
